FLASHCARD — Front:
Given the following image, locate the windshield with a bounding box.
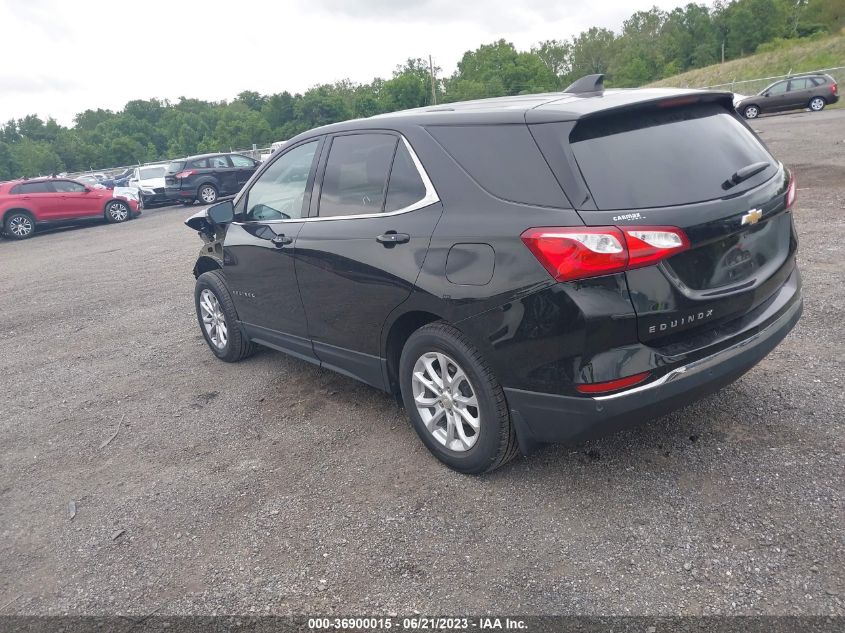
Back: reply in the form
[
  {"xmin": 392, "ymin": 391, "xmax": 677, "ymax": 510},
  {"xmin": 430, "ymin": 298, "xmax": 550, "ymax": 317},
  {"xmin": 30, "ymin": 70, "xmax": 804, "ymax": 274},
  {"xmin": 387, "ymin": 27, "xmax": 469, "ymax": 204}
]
[
  {"xmin": 139, "ymin": 167, "xmax": 166, "ymax": 180},
  {"xmin": 166, "ymin": 161, "xmax": 186, "ymax": 174},
  {"xmin": 570, "ymin": 103, "xmax": 775, "ymax": 210}
]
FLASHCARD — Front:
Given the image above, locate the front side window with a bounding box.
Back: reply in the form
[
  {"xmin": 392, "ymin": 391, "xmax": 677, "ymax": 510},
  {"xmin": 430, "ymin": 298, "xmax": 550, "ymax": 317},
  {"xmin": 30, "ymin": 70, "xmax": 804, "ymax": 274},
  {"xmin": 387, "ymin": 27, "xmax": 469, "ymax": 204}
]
[
  {"xmin": 244, "ymin": 140, "xmax": 318, "ymax": 221},
  {"xmin": 384, "ymin": 142, "xmax": 427, "ymax": 212},
  {"xmin": 230, "ymin": 155, "xmax": 254, "ymax": 168},
  {"xmin": 318, "ymin": 134, "xmax": 397, "ymax": 217},
  {"xmin": 768, "ymin": 81, "xmax": 788, "ymax": 95},
  {"xmin": 52, "ymin": 180, "xmax": 86, "ymax": 193}
]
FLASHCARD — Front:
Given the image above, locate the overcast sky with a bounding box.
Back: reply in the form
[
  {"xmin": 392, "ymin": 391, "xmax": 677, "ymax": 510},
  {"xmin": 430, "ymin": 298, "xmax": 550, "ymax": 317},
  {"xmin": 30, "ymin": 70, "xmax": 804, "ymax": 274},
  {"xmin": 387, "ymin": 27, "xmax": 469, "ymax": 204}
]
[{"xmin": 1, "ymin": 0, "xmax": 692, "ymax": 126}]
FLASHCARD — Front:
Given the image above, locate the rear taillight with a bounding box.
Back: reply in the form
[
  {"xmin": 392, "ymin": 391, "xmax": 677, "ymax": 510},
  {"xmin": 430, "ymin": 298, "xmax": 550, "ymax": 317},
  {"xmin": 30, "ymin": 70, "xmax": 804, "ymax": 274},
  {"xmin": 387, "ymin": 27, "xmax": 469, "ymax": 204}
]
[
  {"xmin": 520, "ymin": 227, "xmax": 626, "ymax": 281},
  {"xmin": 174, "ymin": 169, "xmax": 196, "ymax": 179},
  {"xmin": 624, "ymin": 227, "xmax": 691, "ymax": 269},
  {"xmin": 831, "ymin": 83, "xmax": 838, "ymax": 95},
  {"xmin": 786, "ymin": 174, "xmax": 797, "ymax": 208},
  {"xmin": 521, "ymin": 226, "xmax": 689, "ymax": 282}
]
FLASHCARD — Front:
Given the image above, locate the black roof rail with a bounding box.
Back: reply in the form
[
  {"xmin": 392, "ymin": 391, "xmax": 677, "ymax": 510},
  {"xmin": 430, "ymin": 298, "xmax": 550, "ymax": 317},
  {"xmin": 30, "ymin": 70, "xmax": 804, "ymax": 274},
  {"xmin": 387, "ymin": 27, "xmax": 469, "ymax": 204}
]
[{"xmin": 564, "ymin": 74, "xmax": 605, "ymax": 95}]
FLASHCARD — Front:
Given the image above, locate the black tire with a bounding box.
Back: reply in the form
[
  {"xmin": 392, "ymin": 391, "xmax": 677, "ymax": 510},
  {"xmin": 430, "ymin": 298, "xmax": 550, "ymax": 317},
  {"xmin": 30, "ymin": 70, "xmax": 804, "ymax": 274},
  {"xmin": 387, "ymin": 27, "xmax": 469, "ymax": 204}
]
[
  {"xmin": 743, "ymin": 105, "xmax": 760, "ymax": 119},
  {"xmin": 3, "ymin": 210, "xmax": 36, "ymax": 239},
  {"xmin": 194, "ymin": 270, "xmax": 256, "ymax": 362},
  {"xmin": 104, "ymin": 200, "xmax": 130, "ymax": 223},
  {"xmin": 809, "ymin": 96, "xmax": 826, "ymax": 112},
  {"xmin": 399, "ymin": 321, "xmax": 519, "ymax": 474},
  {"xmin": 198, "ymin": 184, "xmax": 218, "ymax": 205}
]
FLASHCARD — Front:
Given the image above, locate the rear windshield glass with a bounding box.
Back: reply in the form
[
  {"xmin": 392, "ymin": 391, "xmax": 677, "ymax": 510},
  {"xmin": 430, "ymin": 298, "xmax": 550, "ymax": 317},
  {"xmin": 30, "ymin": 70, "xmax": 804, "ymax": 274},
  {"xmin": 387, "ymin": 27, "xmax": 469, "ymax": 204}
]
[
  {"xmin": 166, "ymin": 161, "xmax": 186, "ymax": 174},
  {"xmin": 140, "ymin": 167, "xmax": 165, "ymax": 179},
  {"xmin": 570, "ymin": 103, "xmax": 775, "ymax": 210}
]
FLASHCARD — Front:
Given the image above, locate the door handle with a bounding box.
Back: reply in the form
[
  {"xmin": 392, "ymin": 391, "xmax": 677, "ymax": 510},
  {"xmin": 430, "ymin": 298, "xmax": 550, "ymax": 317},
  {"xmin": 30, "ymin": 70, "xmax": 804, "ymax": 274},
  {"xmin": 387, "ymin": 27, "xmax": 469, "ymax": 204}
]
[
  {"xmin": 271, "ymin": 234, "xmax": 293, "ymax": 247},
  {"xmin": 377, "ymin": 231, "xmax": 410, "ymax": 246}
]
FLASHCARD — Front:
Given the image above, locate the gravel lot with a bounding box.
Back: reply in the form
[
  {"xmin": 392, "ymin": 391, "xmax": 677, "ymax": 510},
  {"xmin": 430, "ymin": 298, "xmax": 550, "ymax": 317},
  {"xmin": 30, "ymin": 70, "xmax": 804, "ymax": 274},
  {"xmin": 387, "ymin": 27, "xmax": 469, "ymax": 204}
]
[{"xmin": 1, "ymin": 110, "xmax": 843, "ymax": 618}]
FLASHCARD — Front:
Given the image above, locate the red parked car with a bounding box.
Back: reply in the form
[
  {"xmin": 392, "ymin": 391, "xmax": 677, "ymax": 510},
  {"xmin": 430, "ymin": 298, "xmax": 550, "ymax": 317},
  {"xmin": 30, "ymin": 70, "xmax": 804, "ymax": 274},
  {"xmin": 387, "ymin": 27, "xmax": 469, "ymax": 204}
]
[{"xmin": 0, "ymin": 177, "xmax": 140, "ymax": 239}]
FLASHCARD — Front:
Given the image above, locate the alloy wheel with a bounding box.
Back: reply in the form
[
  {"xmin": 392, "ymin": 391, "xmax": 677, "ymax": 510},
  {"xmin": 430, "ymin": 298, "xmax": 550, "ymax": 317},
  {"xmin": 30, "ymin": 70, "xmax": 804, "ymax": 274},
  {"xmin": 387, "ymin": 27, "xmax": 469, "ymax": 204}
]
[
  {"xmin": 745, "ymin": 106, "xmax": 758, "ymax": 119},
  {"xmin": 108, "ymin": 202, "xmax": 129, "ymax": 222},
  {"xmin": 200, "ymin": 186, "xmax": 217, "ymax": 204},
  {"xmin": 810, "ymin": 97, "xmax": 825, "ymax": 111},
  {"xmin": 411, "ymin": 351, "xmax": 481, "ymax": 452},
  {"xmin": 8, "ymin": 215, "xmax": 33, "ymax": 237},
  {"xmin": 199, "ymin": 289, "xmax": 228, "ymax": 349}
]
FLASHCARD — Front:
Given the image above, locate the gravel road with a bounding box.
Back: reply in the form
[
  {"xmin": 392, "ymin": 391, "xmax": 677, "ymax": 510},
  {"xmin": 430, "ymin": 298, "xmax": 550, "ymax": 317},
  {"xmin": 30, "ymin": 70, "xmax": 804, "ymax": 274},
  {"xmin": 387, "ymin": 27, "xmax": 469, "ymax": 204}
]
[{"xmin": 1, "ymin": 110, "xmax": 843, "ymax": 617}]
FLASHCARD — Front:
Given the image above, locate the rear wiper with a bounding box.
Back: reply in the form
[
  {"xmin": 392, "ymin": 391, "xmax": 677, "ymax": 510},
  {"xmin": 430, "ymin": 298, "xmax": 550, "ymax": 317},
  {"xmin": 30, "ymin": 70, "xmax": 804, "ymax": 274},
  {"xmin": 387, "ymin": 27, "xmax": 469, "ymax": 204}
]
[{"xmin": 722, "ymin": 161, "xmax": 770, "ymax": 190}]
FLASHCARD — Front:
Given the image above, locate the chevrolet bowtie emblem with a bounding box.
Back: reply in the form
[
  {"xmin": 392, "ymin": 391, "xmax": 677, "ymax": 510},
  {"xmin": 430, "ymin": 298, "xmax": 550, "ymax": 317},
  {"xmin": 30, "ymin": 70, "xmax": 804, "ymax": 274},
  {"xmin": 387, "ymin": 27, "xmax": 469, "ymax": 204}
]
[{"xmin": 741, "ymin": 209, "xmax": 763, "ymax": 226}]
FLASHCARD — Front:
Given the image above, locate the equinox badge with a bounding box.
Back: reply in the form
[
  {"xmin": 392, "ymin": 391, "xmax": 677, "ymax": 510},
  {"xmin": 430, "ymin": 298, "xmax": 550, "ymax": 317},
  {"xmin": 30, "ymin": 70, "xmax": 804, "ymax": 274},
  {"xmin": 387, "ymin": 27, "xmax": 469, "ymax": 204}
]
[{"xmin": 741, "ymin": 208, "xmax": 763, "ymax": 226}]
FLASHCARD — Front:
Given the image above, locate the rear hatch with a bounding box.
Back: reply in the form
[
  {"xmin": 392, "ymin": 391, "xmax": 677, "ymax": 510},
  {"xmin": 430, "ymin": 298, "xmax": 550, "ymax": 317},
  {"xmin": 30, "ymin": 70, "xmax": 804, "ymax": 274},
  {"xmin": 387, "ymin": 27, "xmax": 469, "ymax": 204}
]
[
  {"xmin": 165, "ymin": 160, "xmax": 186, "ymax": 187},
  {"xmin": 539, "ymin": 99, "xmax": 797, "ymax": 346}
]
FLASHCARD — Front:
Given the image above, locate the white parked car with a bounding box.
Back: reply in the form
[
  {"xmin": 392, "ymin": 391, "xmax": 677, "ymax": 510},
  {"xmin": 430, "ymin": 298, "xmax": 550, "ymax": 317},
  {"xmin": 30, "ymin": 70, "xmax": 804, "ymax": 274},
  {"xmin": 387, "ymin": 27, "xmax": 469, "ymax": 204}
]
[
  {"xmin": 260, "ymin": 140, "xmax": 288, "ymax": 162},
  {"xmin": 75, "ymin": 175, "xmax": 106, "ymax": 189},
  {"xmin": 732, "ymin": 93, "xmax": 750, "ymax": 108},
  {"xmin": 129, "ymin": 164, "xmax": 169, "ymax": 207}
]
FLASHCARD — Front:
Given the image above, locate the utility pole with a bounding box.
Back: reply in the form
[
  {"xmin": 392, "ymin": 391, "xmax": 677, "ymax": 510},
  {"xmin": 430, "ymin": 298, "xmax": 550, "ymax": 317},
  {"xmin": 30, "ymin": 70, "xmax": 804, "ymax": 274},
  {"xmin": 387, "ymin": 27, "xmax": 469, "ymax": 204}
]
[
  {"xmin": 721, "ymin": 40, "xmax": 725, "ymax": 64},
  {"xmin": 429, "ymin": 54, "xmax": 437, "ymax": 105}
]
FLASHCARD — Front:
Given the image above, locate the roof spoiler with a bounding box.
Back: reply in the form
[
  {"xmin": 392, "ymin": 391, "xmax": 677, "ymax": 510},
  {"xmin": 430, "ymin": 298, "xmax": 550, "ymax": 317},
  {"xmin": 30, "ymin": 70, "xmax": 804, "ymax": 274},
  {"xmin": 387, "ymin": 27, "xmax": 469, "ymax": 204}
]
[{"xmin": 564, "ymin": 74, "xmax": 605, "ymax": 95}]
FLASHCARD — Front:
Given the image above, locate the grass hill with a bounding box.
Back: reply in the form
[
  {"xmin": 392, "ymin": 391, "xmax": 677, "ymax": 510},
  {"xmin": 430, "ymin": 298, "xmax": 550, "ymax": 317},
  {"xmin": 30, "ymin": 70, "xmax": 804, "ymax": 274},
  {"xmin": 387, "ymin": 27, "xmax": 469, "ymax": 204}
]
[{"xmin": 647, "ymin": 33, "xmax": 845, "ymax": 102}]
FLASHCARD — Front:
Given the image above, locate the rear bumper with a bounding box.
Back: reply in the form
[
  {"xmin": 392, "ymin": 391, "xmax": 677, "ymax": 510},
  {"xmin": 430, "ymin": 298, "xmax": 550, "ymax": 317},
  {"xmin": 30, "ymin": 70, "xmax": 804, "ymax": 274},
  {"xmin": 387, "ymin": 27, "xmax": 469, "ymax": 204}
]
[
  {"xmin": 165, "ymin": 187, "xmax": 193, "ymax": 199},
  {"xmin": 140, "ymin": 192, "xmax": 173, "ymax": 204},
  {"xmin": 505, "ymin": 285, "xmax": 802, "ymax": 447}
]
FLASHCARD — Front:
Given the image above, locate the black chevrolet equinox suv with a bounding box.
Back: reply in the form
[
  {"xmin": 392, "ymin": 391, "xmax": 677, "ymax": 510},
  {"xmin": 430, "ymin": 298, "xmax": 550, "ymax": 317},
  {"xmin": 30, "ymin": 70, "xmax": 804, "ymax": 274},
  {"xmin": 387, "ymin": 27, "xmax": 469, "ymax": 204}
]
[{"xmin": 185, "ymin": 74, "xmax": 802, "ymax": 474}]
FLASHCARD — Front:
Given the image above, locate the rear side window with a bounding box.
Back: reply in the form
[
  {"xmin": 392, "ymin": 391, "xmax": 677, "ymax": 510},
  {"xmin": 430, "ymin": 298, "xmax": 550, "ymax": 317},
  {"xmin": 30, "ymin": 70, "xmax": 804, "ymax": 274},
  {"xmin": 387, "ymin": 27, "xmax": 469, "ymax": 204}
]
[
  {"xmin": 385, "ymin": 142, "xmax": 427, "ymax": 212},
  {"xmin": 318, "ymin": 134, "xmax": 397, "ymax": 217},
  {"xmin": 570, "ymin": 104, "xmax": 774, "ymax": 210},
  {"xmin": 426, "ymin": 124, "xmax": 568, "ymax": 207},
  {"xmin": 166, "ymin": 161, "xmax": 186, "ymax": 174},
  {"xmin": 190, "ymin": 158, "xmax": 209, "ymax": 169},
  {"xmin": 14, "ymin": 181, "xmax": 52, "ymax": 194},
  {"xmin": 209, "ymin": 156, "xmax": 229, "ymax": 168}
]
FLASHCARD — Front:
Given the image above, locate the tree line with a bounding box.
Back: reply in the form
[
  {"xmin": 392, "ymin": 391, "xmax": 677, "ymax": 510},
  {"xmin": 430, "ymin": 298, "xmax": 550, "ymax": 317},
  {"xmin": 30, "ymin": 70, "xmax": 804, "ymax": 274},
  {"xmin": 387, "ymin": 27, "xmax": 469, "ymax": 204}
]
[{"xmin": 0, "ymin": 0, "xmax": 841, "ymax": 180}]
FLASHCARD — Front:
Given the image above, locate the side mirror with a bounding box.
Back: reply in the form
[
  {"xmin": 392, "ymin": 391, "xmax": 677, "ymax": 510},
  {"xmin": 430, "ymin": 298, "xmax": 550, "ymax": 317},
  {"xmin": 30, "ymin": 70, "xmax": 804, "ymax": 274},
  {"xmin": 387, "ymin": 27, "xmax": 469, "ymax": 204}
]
[
  {"xmin": 84, "ymin": 187, "xmax": 92, "ymax": 193},
  {"xmin": 763, "ymin": 92, "xmax": 770, "ymax": 97},
  {"xmin": 207, "ymin": 200, "xmax": 234, "ymax": 225}
]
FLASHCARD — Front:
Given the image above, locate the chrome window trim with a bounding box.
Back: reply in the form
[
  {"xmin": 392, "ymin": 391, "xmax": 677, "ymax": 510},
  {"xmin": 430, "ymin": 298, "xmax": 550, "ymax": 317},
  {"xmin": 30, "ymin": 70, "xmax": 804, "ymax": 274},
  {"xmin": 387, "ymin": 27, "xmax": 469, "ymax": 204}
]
[{"xmin": 244, "ymin": 134, "xmax": 439, "ymax": 225}]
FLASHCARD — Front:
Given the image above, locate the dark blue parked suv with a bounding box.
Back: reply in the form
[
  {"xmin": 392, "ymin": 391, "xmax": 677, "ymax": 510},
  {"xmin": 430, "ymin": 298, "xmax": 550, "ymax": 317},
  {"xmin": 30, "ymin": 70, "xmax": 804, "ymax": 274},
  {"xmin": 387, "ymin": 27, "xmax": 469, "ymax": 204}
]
[
  {"xmin": 184, "ymin": 75, "xmax": 802, "ymax": 473},
  {"xmin": 165, "ymin": 152, "xmax": 259, "ymax": 206}
]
